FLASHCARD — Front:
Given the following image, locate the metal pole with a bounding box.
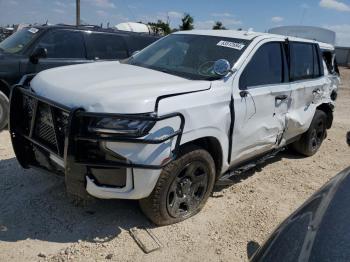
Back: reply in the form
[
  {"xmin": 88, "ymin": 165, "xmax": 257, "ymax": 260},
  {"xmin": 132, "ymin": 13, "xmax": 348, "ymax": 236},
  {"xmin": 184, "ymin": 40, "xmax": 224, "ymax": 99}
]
[{"xmin": 76, "ymin": 0, "xmax": 80, "ymax": 26}]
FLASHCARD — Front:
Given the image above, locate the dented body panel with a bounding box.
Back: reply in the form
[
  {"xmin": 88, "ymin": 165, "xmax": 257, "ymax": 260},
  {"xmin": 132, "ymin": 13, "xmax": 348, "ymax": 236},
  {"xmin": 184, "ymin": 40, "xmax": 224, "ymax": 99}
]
[{"xmin": 284, "ymin": 77, "xmax": 327, "ymax": 141}]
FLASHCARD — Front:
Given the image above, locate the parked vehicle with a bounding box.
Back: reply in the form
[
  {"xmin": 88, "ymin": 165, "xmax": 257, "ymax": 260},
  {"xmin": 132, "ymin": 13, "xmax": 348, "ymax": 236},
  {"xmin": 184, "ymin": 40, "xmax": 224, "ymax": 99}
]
[
  {"xmin": 9, "ymin": 30, "xmax": 339, "ymax": 225},
  {"xmin": 0, "ymin": 27, "xmax": 14, "ymax": 42},
  {"xmin": 0, "ymin": 25, "xmax": 159, "ymax": 130},
  {"xmin": 250, "ymin": 166, "xmax": 350, "ymax": 261}
]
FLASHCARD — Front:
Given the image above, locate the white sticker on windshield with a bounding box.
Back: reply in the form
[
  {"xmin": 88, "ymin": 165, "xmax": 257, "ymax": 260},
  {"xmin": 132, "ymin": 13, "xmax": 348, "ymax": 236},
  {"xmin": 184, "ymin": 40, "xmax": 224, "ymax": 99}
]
[
  {"xmin": 28, "ymin": 28, "xmax": 39, "ymax": 34},
  {"xmin": 217, "ymin": 40, "xmax": 245, "ymax": 50}
]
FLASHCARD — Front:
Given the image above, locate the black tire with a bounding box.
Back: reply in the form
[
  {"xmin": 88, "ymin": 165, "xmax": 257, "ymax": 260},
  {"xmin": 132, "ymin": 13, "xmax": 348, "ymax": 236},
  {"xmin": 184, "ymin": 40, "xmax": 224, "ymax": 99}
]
[
  {"xmin": 292, "ymin": 110, "xmax": 327, "ymax": 156},
  {"xmin": 139, "ymin": 146, "xmax": 216, "ymax": 226},
  {"xmin": 0, "ymin": 91, "xmax": 9, "ymax": 131}
]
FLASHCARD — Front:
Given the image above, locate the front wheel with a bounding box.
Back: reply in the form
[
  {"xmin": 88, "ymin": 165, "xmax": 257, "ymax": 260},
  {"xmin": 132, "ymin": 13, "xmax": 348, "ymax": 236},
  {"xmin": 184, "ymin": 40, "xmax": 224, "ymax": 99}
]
[
  {"xmin": 0, "ymin": 92, "xmax": 9, "ymax": 131},
  {"xmin": 292, "ymin": 110, "xmax": 327, "ymax": 156},
  {"xmin": 139, "ymin": 146, "xmax": 216, "ymax": 226}
]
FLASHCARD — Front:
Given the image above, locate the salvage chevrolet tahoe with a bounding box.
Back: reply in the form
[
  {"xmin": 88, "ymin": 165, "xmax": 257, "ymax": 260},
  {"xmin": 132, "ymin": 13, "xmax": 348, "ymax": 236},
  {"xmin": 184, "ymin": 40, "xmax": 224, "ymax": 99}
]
[{"xmin": 9, "ymin": 30, "xmax": 339, "ymax": 225}]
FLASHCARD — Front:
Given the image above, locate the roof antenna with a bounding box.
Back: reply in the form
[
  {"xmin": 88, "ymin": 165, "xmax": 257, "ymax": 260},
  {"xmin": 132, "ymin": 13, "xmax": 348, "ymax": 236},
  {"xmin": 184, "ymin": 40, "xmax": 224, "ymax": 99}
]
[{"xmin": 45, "ymin": 19, "xmax": 48, "ymax": 25}]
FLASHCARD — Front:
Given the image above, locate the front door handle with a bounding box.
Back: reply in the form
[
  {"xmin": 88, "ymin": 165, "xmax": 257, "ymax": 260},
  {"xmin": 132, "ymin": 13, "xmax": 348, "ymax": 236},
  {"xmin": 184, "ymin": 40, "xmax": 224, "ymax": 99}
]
[
  {"xmin": 240, "ymin": 90, "xmax": 248, "ymax": 98},
  {"xmin": 275, "ymin": 94, "xmax": 288, "ymax": 101}
]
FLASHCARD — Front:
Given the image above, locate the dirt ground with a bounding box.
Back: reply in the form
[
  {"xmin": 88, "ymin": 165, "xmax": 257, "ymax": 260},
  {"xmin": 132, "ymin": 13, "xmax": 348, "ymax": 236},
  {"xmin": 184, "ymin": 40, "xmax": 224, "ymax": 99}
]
[{"xmin": 0, "ymin": 68, "xmax": 349, "ymax": 262}]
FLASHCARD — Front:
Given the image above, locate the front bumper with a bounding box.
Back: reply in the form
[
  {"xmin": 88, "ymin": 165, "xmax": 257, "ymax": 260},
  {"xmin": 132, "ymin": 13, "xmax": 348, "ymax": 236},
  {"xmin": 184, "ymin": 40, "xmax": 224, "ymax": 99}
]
[{"xmin": 9, "ymin": 81, "xmax": 184, "ymax": 200}]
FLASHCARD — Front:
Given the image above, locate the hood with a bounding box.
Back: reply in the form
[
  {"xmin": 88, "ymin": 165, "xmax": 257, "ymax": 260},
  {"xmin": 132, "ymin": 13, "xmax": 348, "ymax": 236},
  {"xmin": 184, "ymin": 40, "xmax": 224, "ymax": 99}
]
[{"xmin": 30, "ymin": 62, "xmax": 210, "ymax": 113}]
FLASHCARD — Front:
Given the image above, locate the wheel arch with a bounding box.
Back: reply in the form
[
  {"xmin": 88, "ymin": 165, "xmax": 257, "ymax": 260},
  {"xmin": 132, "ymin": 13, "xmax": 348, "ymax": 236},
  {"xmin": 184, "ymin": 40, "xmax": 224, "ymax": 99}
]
[
  {"xmin": 316, "ymin": 103, "xmax": 334, "ymax": 129},
  {"xmin": 179, "ymin": 136, "xmax": 224, "ymax": 178}
]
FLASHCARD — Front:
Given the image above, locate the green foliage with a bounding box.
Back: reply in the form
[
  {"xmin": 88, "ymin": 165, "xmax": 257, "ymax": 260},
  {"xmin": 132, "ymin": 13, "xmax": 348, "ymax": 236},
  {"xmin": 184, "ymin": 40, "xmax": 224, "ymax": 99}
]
[
  {"xmin": 148, "ymin": 20, "xmax": 171, "ymax": 35},
  {"xmin": 213, "ymin": 21, "xmax": 227, "ymax": 30},
  {"xmin": 179, "ymin": 13, "xmax": 194, "ymax": 31}
]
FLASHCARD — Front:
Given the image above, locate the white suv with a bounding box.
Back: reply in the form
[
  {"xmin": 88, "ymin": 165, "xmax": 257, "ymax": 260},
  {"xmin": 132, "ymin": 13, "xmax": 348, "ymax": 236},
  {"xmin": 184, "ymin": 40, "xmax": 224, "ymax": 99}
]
[{"xmin": 9, "ymin": 30, "xmax": 339, "ymax": 225}]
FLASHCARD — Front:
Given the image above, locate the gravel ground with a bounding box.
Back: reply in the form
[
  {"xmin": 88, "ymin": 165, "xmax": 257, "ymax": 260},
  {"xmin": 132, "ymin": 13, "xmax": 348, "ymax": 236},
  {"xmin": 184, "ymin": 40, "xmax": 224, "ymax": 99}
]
[{"xmin": 0, "ymin": 68, "xmax": 349, "ymax": 262}]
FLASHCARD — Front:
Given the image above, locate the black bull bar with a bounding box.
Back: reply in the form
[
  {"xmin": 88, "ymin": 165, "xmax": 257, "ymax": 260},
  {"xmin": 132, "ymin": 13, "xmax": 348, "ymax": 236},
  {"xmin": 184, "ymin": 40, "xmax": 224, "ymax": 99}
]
[{"xmin": 9, "ymin": 82, "xmax": 185, "ymax": 198}]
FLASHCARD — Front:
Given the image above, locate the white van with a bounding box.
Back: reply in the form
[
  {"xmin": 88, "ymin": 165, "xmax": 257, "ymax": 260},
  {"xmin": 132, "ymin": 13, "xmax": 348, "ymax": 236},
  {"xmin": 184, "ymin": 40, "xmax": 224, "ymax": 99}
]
[{"xmin": 9, "ymin": 30, "xmax": 339, "ymax": 225}]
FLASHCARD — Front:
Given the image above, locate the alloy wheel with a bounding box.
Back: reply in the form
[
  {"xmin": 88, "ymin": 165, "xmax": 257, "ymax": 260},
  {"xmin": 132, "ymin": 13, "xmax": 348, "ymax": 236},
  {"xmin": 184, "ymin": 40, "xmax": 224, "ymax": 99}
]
[
  {"xmin": 166, "ymin": 161, "xmax": 209, "ymax": 218},
  {"xmin": 310, "ymin": 118, "xmax": 325, "ymax": 151}
]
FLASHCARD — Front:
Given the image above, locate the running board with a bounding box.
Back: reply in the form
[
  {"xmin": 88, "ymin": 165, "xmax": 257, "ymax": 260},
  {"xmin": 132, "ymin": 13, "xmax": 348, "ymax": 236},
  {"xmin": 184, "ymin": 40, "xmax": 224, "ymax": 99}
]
[{"xmin": 216, "ymin": 148, "xmax": 285, "ymax": 186}]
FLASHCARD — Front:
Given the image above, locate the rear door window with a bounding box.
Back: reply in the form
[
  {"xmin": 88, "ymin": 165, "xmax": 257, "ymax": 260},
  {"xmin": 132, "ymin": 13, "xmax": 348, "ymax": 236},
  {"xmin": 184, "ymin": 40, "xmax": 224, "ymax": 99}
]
[
  {"xmin": 86, "ymin": 33, "xmax": 129, "ymax": 60},
  {"xmin": 123, "ymin": 35, "xmax": 159, "ymax": 54},
  {"xmin": 239, "ymin": 42, "xmax": 284, "ymax": 90},
  {"xmin": 36, "ymin": 29, "xmax": 86, "ymax": 59},
  {"xmin": 290, "ymin": 43, "xmax": 318, "ymax": 81}
]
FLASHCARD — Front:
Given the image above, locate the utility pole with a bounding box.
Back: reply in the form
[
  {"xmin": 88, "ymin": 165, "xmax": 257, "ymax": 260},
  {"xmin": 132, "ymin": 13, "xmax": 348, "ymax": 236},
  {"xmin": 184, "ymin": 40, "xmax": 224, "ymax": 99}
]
[
  {"xmin": 166, "ymin": 12, "xmax": 170, "ymax": 25},
  {"xmin": 76, "ymin": 0, "xmax": 80, "ymax": 26}
]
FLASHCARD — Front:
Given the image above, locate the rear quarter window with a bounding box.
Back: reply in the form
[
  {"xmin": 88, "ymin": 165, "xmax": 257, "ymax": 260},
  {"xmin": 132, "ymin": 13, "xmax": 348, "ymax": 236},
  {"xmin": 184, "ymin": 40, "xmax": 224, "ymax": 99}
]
[
  {"xmin": 322, "ymin": 50, "xmax": 339, "ymax": 75},
  {"xmin": 290, "ymin": 43, "xmax": 322, "ymax": 81}
]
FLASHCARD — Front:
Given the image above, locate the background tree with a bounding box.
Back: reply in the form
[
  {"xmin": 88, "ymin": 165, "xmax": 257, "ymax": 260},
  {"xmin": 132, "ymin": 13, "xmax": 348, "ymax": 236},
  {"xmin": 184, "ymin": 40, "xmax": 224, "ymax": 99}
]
[
  {"xmin": 213, "ymin": 21, "xmax": 227, "ymax": 30},
  {"xmin": 148, "ymin": 20, "xmax": 171, "ymax": 35},
  {"xmin": 179, "ymin": 13, "xmax": 194, "ymax": 30}
]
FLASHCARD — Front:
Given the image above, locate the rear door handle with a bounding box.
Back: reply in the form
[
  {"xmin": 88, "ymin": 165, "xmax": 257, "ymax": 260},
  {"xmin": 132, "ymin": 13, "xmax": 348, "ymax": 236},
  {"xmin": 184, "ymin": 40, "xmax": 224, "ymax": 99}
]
[{"xmin": 275, "ymin": 95, "xmax": 288, "ymax": 101}]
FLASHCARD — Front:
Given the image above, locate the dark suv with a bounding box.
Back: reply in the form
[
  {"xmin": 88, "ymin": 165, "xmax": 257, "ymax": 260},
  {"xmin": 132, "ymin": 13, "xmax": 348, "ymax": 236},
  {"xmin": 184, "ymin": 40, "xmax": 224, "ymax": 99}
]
[{"xmin": 0, "ymin": 25, "xmax": 159, "ymax": 130}]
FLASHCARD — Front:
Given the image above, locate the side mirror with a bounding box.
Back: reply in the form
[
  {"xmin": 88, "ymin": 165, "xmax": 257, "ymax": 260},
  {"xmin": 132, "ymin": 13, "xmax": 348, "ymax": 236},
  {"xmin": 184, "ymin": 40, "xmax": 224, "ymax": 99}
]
[
  {"xmin": 30, "ymin": 47, "xmax": 47, "ymax": 64},
  {"xmin": 213, "ymin": 59, "xmax": 232, "ymax": 77},
  {"xmin": 347, "ymin": 131, "xmax": 350, "ymax": 146}
]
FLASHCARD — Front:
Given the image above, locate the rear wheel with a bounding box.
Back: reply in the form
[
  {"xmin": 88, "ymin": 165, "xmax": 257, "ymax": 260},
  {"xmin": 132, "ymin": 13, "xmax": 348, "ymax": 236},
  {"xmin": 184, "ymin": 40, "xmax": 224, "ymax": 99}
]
[
  {"xmin": 0, "ymin": 91, "xmax": 9, "ymax": 131},
  {"xmin": 292, "ymin": 110, "xmax": 327, "ymax": 156},
  {"xmin": 139, "ymin": 146, "xmax": 215, "ymax": 226}
]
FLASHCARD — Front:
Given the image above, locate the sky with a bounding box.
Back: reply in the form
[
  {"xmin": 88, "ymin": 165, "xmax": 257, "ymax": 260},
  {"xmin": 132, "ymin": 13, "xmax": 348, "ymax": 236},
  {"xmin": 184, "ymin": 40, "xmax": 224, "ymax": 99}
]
[{"xmin": 0, "ymin": 0, "xmax": 349, "ymax": 46}]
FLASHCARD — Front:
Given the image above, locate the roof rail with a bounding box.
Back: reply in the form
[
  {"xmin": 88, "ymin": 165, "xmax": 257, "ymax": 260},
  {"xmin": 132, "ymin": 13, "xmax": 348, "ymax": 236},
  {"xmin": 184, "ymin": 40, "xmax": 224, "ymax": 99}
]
[{"xmin": 55, "ymin": 23, "xmax": 102, "ymax": 29}]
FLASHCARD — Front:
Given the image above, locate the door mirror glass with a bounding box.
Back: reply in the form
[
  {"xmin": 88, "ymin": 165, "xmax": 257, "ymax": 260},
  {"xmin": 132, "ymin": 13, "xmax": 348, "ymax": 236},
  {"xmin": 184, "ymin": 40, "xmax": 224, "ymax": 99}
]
[
  {"xmin": 213, "ymin": 59, "xmax": 231, "ymax": 76},
  {"xmin": 30, "ymin": 47, "xmax": 47, "ymax": 64}
]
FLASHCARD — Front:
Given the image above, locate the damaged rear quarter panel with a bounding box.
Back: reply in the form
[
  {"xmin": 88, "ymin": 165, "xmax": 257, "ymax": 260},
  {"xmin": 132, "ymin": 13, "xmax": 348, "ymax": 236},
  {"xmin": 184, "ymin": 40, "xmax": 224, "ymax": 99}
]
[{"xmin": 284, "ymin": 76, "xmax": 332, "ymax": 141}]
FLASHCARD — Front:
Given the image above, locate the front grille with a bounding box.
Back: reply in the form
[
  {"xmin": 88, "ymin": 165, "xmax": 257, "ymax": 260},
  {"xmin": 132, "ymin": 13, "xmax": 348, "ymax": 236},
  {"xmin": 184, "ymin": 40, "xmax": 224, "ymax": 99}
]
[
  {"xmin": 22, "ymin": 94, "xmax": 69, "ymax": 157},
  {"xmin": 35, "ymin": 104, "xmax": 58, "ymax": 150},
  {"xmin": 22, "ymin": 95, "xmax": 36, "ymax": 134}
]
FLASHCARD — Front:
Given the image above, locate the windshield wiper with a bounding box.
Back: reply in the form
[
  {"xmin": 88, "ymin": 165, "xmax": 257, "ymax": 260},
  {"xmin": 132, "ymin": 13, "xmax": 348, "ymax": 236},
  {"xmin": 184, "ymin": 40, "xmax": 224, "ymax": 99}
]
[
  {"xmin": 158, "ymin": 68, "xmax": 173, "ymax": 74},
  {"xmin": 205, "ymin": 76, "xmax": 222, "ymax": 81}
]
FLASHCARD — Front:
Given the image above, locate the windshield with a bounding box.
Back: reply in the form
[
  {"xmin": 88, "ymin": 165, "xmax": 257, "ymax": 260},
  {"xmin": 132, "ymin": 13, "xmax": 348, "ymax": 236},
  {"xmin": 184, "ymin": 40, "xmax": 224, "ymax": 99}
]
[
  {"xmin": 0, "ymin": 28, "xmax": 40, "ymax": 54},
  {"xmin": 125, "ymin": 34, "xmax": 250, "ymax": 80}
]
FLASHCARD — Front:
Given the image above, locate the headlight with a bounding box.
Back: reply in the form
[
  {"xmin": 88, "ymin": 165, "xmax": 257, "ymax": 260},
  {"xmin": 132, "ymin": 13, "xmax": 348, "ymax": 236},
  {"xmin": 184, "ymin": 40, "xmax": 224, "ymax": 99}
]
[{"xmin": 88, "ymin": 117, "xmax": 155, "ymax": 136}]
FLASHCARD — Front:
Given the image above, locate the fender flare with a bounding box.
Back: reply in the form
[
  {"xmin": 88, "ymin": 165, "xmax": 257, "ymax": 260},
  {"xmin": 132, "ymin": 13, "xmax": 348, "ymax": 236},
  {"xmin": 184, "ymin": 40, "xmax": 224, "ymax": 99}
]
[{"xmin": 180, "ymin": 127, "xmax": 230, "ymax": 173}]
